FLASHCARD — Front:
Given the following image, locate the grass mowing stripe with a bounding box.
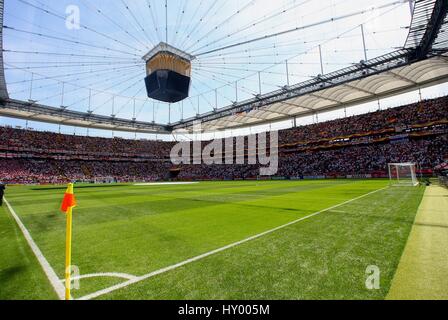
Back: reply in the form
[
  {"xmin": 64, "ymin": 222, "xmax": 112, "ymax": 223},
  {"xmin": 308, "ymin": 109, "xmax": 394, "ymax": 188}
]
[
  {"xmin": 3, "ymin": 198, "xmax": 65, "ymax": 300},
  {"xmin": 78, "ymin": 186, "xmax": 388, "ymax": 300}
]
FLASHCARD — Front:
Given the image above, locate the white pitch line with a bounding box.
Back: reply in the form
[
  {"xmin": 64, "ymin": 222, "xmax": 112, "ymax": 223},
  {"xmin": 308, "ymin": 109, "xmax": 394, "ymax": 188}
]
[
  {"xmin": 78, "ymin": 186, "xmax": 389, "ymax": 300},
  {"xmin": 59, "ymin": 272, "xmax": 138, "ymax": 282},
  {"xmin": 328, "ymin": 210, "xmax": 347, "ymax": 213},
  {"xmin": 4, "ymin": 198, "xmax": 65, "ymax": 300},
  {"xmin": 134, "ymin": 182, "xmax": 199, "ymax": 186}
]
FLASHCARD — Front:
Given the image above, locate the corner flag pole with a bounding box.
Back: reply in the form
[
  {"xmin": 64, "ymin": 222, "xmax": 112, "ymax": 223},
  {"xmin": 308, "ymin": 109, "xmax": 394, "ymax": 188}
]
[
  {"xmin": 61, "ymin": 183, "xmax": 76, "ymax": 300},
  {"xmin": 65, "ymin": 205, "xmax": 73, "ymax": 300}
]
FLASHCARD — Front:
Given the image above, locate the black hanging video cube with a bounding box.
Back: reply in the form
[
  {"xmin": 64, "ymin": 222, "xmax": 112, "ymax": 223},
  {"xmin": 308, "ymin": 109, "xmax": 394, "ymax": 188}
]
[{"xmin": 143, "ymin": 43, "xmax": 195, "ymax": 103}]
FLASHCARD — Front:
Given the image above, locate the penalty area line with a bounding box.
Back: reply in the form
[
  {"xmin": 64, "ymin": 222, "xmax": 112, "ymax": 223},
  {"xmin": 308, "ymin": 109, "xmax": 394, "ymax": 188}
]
[
  {"xmin": 4, "ymin": 198, "xmax": 65, "ymax": 300},
  {"xmin": 78, "ymin": 186, "xmax": 388, "ymax": 300}
]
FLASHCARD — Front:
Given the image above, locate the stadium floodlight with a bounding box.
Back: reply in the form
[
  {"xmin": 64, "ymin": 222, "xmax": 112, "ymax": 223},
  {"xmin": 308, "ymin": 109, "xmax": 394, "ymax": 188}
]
[{"xmin": 388, "ymin": 163, "xmax": 419, "ymax": 187}]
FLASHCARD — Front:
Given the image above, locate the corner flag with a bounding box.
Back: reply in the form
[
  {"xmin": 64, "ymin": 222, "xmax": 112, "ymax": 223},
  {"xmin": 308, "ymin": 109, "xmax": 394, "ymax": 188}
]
[
  {"xmin": 61, "ymin": 183, "xmax": 76, "ymax": 213},
  {"xmin": 60, "ymin": 183, "xmax": 76, "ymax": 300}
]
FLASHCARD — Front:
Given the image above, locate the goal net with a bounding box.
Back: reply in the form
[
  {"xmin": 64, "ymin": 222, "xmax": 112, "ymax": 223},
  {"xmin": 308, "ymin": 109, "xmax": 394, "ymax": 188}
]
[{"xmin": 388, "ymin": 163, "xmax": 419, "ymax": 187}]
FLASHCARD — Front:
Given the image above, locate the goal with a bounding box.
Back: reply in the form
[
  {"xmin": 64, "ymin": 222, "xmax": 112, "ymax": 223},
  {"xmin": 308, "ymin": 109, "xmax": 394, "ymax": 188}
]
[
  {"xmin": 93, "ymin": 176, "xmax": 116, "ymax": 184},
  {"xmin": 388, "ymin": 163, "xmax": 419, "ymax": 186}
]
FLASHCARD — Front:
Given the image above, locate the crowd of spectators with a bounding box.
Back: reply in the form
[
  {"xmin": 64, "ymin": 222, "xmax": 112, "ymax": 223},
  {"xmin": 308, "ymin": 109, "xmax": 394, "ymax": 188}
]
[
  {"xmin": 174, "ymin": 135, "xmax": 447, "ymax": 179},
  {"xmin": 279, "ymin": 135, "xmax": 447, "ymax": 177},
  {"xmin": 0, "ymin": 159, "xmax": 169, "ymax": 184},
  {"xmin": 279, "ymin": 96, "xmax": 448, "ymax": 144},
  {"xmin": 0, "ymin": 96, "xmax": 447, "ymax": 184},
  {"xmin": 0, "ymin": 126, "xmax": 174, "ymax": 158}
]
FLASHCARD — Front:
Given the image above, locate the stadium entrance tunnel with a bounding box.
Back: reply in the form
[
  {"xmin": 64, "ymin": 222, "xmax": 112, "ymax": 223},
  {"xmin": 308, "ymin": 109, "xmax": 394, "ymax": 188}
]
[
  {"xmin": 168, "ymin": 168, "xmax": 181, "ymax": 179},
  {"xmin": 143, "ymin": 43, "xmax": 195, "ymax": 103}
]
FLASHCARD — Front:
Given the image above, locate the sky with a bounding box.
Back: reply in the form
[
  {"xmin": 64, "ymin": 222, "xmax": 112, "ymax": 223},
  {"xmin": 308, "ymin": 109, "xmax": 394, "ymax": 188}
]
[{"xmin": 2, "ymin": 0, "xmax": 448, "ymax": 140}]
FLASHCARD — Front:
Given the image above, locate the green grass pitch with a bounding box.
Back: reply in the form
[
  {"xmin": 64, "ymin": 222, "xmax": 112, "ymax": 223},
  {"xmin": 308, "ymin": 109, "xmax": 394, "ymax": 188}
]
[{"xmin": 0, "ymin": 180, "xmax": 425, "ymax": 300}]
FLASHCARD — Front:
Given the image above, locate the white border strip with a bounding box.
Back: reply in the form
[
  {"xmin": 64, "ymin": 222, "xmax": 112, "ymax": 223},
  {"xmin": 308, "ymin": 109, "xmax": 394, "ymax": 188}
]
[
  {"xmin": 79, "ymin": 186, "xmax": 388, "ymax": 300},
  {"xmin": 4, "ymin": 198, "xmax": 65, "ymax": 300}
]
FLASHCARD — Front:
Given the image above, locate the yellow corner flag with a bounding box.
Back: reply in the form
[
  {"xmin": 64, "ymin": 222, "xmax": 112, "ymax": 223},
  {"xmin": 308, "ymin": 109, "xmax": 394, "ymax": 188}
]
[{"xmin": 60, "ymin": 183, "xmax": 76, "ymax": 300}]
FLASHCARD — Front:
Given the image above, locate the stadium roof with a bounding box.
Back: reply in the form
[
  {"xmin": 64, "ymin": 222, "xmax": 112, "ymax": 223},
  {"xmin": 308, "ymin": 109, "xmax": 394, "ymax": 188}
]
[
  {"xmin": 0, "ymin": 0, "xmax": 447, "ymax": 134},
  {"xmin": 172, "ymin": 53, "xmax": 448, "ymax": 132},
  {"xmin": 0, "ymin": 99, "xmax": 170, "ymax": 134}
]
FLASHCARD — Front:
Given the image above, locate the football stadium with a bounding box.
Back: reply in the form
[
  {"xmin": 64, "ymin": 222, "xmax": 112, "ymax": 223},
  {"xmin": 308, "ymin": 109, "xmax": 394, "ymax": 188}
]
[{"xmin": 0, "ymin": 0, "xmax": 447, "ymax": 305}]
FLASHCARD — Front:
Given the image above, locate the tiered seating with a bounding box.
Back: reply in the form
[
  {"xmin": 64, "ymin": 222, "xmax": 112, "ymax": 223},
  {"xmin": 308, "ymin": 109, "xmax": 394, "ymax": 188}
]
[{"xmin": 0, "ymin": 96, "xmax": 447, "ymax": 184}]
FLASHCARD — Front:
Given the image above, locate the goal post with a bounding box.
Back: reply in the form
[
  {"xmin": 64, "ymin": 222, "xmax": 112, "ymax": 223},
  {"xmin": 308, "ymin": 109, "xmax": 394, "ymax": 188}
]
[{"xmin": 388, "ymin": 163, "xmax": 419, "ymax": 187}]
